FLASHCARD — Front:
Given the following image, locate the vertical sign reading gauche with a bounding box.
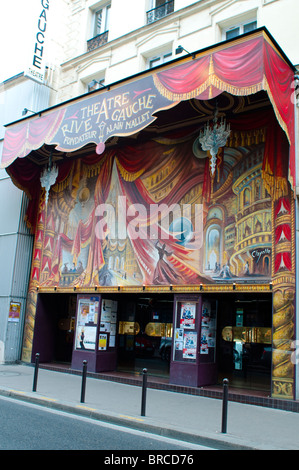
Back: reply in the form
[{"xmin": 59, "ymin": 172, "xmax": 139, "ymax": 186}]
[{"xmin": 25, "ymin": 0, "xmax": 50, "ymax": 83}]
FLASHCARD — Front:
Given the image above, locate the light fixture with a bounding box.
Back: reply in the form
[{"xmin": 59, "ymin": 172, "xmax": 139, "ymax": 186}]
[
  {"xmin": 88, "ymin": 79, "xmax": 106, "ymax": 92},
  {"xmin": 175, "ymin": 45, "xmax": 196, "ymax": 59},
  {"xmin": 22, "ymin": 108, "xmax": 36, "ymax": 116},
  {"xmin": 40, "ymin": 149, "xmax": 58, "ymax": 206},
  {"xmin": 198, "ymin": 105, "xmax": 231, "ymax": 176}
]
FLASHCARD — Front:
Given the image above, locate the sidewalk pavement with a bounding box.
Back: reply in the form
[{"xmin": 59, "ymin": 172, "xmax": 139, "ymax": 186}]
[{"xmin": 0, "ymin": 363, "xmax": 298, "ymax": 450}]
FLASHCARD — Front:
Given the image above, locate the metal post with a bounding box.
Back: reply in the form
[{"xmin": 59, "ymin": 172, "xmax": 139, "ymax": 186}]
[
  {"xmin": 141, "ymin": 368, "xmax": 147, "ymax": 416},
  {"xmin": 32, "ymin": 353, "xmax": 40, "ymax": 392},
  {"xmin": 221, "ymin": 378, "xmax": 229, "ymax": 433},
  {"xmin": 80, "ymin": 360, "xmax": 88, "ymax": 403}
]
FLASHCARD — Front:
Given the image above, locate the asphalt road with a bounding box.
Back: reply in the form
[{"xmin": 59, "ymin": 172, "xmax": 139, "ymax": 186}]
[{"xmin": 0, "ymin": 395, "xmax": 215, "ymax": 452}]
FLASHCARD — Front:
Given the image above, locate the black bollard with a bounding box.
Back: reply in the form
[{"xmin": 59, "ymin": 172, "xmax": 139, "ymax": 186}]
[
  {"xmin": 32, "ymin": 353, "xmax": 40, "ymax": 392},
  {"xmin": 80, "ymin": 360, "xmax": 88, "ymax": 403},
  {"xmin": 221, "ymin": 378, "xmax": 229, "ymax": 433},
  {"xmin": 141, "ymin": 368, "xmax": 147, "ymax": 416}
]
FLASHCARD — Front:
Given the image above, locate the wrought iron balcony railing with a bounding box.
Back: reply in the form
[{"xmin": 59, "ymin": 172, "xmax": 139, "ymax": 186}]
[
  {"xmin": 146, "ymin": 1, "xmax": 174, "ymax": 24},
  {"xmin": 87, "ymin": 30, "xmax": 109, "ymax": 52}
]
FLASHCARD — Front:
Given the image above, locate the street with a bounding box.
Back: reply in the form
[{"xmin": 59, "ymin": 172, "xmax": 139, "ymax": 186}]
[{"xmin": 0, "ymin": 395, "xmax": 215, "ymax": 451}]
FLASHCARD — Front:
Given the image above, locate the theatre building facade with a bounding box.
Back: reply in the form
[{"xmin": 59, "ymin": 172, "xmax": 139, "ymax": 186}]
[{"xmin": 2, "ymin": 29, "xmax": 297, "ymax": 400}]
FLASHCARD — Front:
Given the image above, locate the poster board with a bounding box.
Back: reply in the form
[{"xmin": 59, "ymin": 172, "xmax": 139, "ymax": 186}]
[
  {"xmin": 199, "ymin": 300, "xmax": 217, "ymax": 363},
  {"xmin": 173, "ymin": 301, "xmax": 199, "ymax": 363},
  {"xmin": 99, "ymin": 299, "xmax": 118, "ymax": 350}
]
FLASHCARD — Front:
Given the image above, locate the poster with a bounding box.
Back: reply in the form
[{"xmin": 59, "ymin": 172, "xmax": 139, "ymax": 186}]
[
  {"xmin": 76, "ymin": 326, "xmax": 97, "ymax": 350},
  {"xmin": 200, "ymin": 325, "xmax": 209, "ymax": 354},
  {"xmin": 180, "ymin": 303, "xmax": 196, "ymax": 329},
  {"xmin": 8, "ymin": 301, "xmax": 21, "ymax": 322},
  {"xmin": 174, "ymin": 328, "xmax": 183, "ymax": 351},
  {"xmin": 98, "ymin": 334, "xmax": 107, "ymax": 350},
  {"xmin": 100, "ymin": 322, "xmax": 110, "ymax": 332},
  {"xmin": 75, "ymin": 297, "xmax": 99, "ymax": 350},
  {"xmin": 183, "ymin": 332, "xmax": 197, "ymax": 359}
]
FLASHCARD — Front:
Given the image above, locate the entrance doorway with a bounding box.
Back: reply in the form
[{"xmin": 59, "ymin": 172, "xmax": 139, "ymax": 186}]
[
  {"xmin": 216, "ymin": 293, "xmax": 272, "ymax": 392},
  {"xmin": 32, "ymin": 291, "xmax": 272, "ymax": 393},
  {"xmin": 117, "ymin": 294, "xmax": 174, "ymax": 377},
  {"xmin": 32, "ymin": 293, "xmax": 76, "ymax": 363}
]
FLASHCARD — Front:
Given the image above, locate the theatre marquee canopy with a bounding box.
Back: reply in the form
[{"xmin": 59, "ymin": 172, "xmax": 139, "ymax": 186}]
[{"xmin": 1, "ymin": 28, "xmax": 296, "ymax": 192}]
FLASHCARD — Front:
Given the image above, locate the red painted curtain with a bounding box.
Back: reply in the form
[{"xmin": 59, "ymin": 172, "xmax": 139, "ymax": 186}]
[
  {"xmin": 2, "ymin": 30, "xmax": 296, "ymax": 232},
  {"xmin": 154, "ymin": 33, "xmax": 295, "ymax": 191}
]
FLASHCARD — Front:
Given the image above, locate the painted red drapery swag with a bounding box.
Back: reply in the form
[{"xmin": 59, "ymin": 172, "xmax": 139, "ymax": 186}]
[
  {"xmin": 153, "ymin": 33, "xmax": 295, "ymax": 190},
  {"xmin": 2, "ymin": 29, "xmax": 296, "ymax": 227},
  {"xmin": 7, "ymin": 107, "xmax": 289, "ymax": 234}
]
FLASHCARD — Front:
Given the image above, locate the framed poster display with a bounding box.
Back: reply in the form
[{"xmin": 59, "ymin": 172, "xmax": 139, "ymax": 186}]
[
  {"xmin": 170, "ymin": 295, "xmax": 218, "ymax": 388},
  {"xmin": 72, "ymin": 295, "xmax": 119, "ymax": 373}
]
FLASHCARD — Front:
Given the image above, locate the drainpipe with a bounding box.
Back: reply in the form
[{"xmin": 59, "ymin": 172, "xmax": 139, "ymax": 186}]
[
  {"xmin": 296, "ymin": 188, "xmax": 299, "ymax": 400},
  {"xmin": 295, "ymin": 80, "xmax": 299, "ymax": 400}
]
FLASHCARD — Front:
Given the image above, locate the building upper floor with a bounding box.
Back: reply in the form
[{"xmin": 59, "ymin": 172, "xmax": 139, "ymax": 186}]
[
  {"xmin": 55, "ymin": 0, "xmax": 298, "ymax": 104},
  {"xmin": 1, "ymin": 0, "xmax": 298, "ymax": 123}
]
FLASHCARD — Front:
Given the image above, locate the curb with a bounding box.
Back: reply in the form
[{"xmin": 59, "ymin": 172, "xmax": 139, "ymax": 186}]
[{"xmin": 0, "ymin": 387, "xmax": 262, "ymax": 451}]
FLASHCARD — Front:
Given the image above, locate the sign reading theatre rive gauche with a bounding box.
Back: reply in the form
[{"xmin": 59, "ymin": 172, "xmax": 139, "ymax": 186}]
[{"xmin": 53, "ymin": 75, "xmax": 173, "ymax": 155}]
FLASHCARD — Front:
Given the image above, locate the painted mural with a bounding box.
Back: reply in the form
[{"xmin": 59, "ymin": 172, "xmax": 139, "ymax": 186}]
[
  {"xmin": 15, "ymin": 29, "xmax": 296, "ymax": 398},
  {"xmin": 29, "ymin": 124, "xmax": 278, "ymax": 290}
]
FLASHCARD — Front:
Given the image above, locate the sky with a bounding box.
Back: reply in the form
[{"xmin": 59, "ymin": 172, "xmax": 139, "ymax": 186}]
[{"xmin": 0, "ymin": 0, "xmax": 49, "ymax": 83}]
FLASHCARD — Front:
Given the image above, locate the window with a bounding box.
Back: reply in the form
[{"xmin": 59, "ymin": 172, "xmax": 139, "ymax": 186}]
[
  {"xmin": 224, "ymin": 20, "xmax": 257, "ymax": 40},
  {"xmin": 146, "ymin": 0, "xmax": 174, "ymax": 24},
  {"xmin": 94, "ymin": 4, "xmax": 111, "ymax": 36},
  {"xmin": 205, "ymin": 225, "xmax": 222, "ymax": 271},
  {"xmin": 148, "ymin": 51, "xmax": 172, "ymax": 69},
  {"xmin": 87, "ymin": 4, "xmax": 111, "ymax": 51}
]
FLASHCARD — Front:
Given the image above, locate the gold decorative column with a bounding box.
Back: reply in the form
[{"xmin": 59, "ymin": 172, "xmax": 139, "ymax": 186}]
[
  {"xmin": 21, "ymin": 192, "xmax": 46, "ymax": 362},
  {"xmin": 21, "ymin": 291, "xmax": 38, "ymax": 362},
  {"xmin": 271, "ymin": 193, "xmax": 296, "ymax": 399}
]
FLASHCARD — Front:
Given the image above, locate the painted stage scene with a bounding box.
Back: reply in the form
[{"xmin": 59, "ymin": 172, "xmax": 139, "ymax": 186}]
[{"xmin": 33, "ymin": 127, "xmax": 273, "ymax": 288}]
